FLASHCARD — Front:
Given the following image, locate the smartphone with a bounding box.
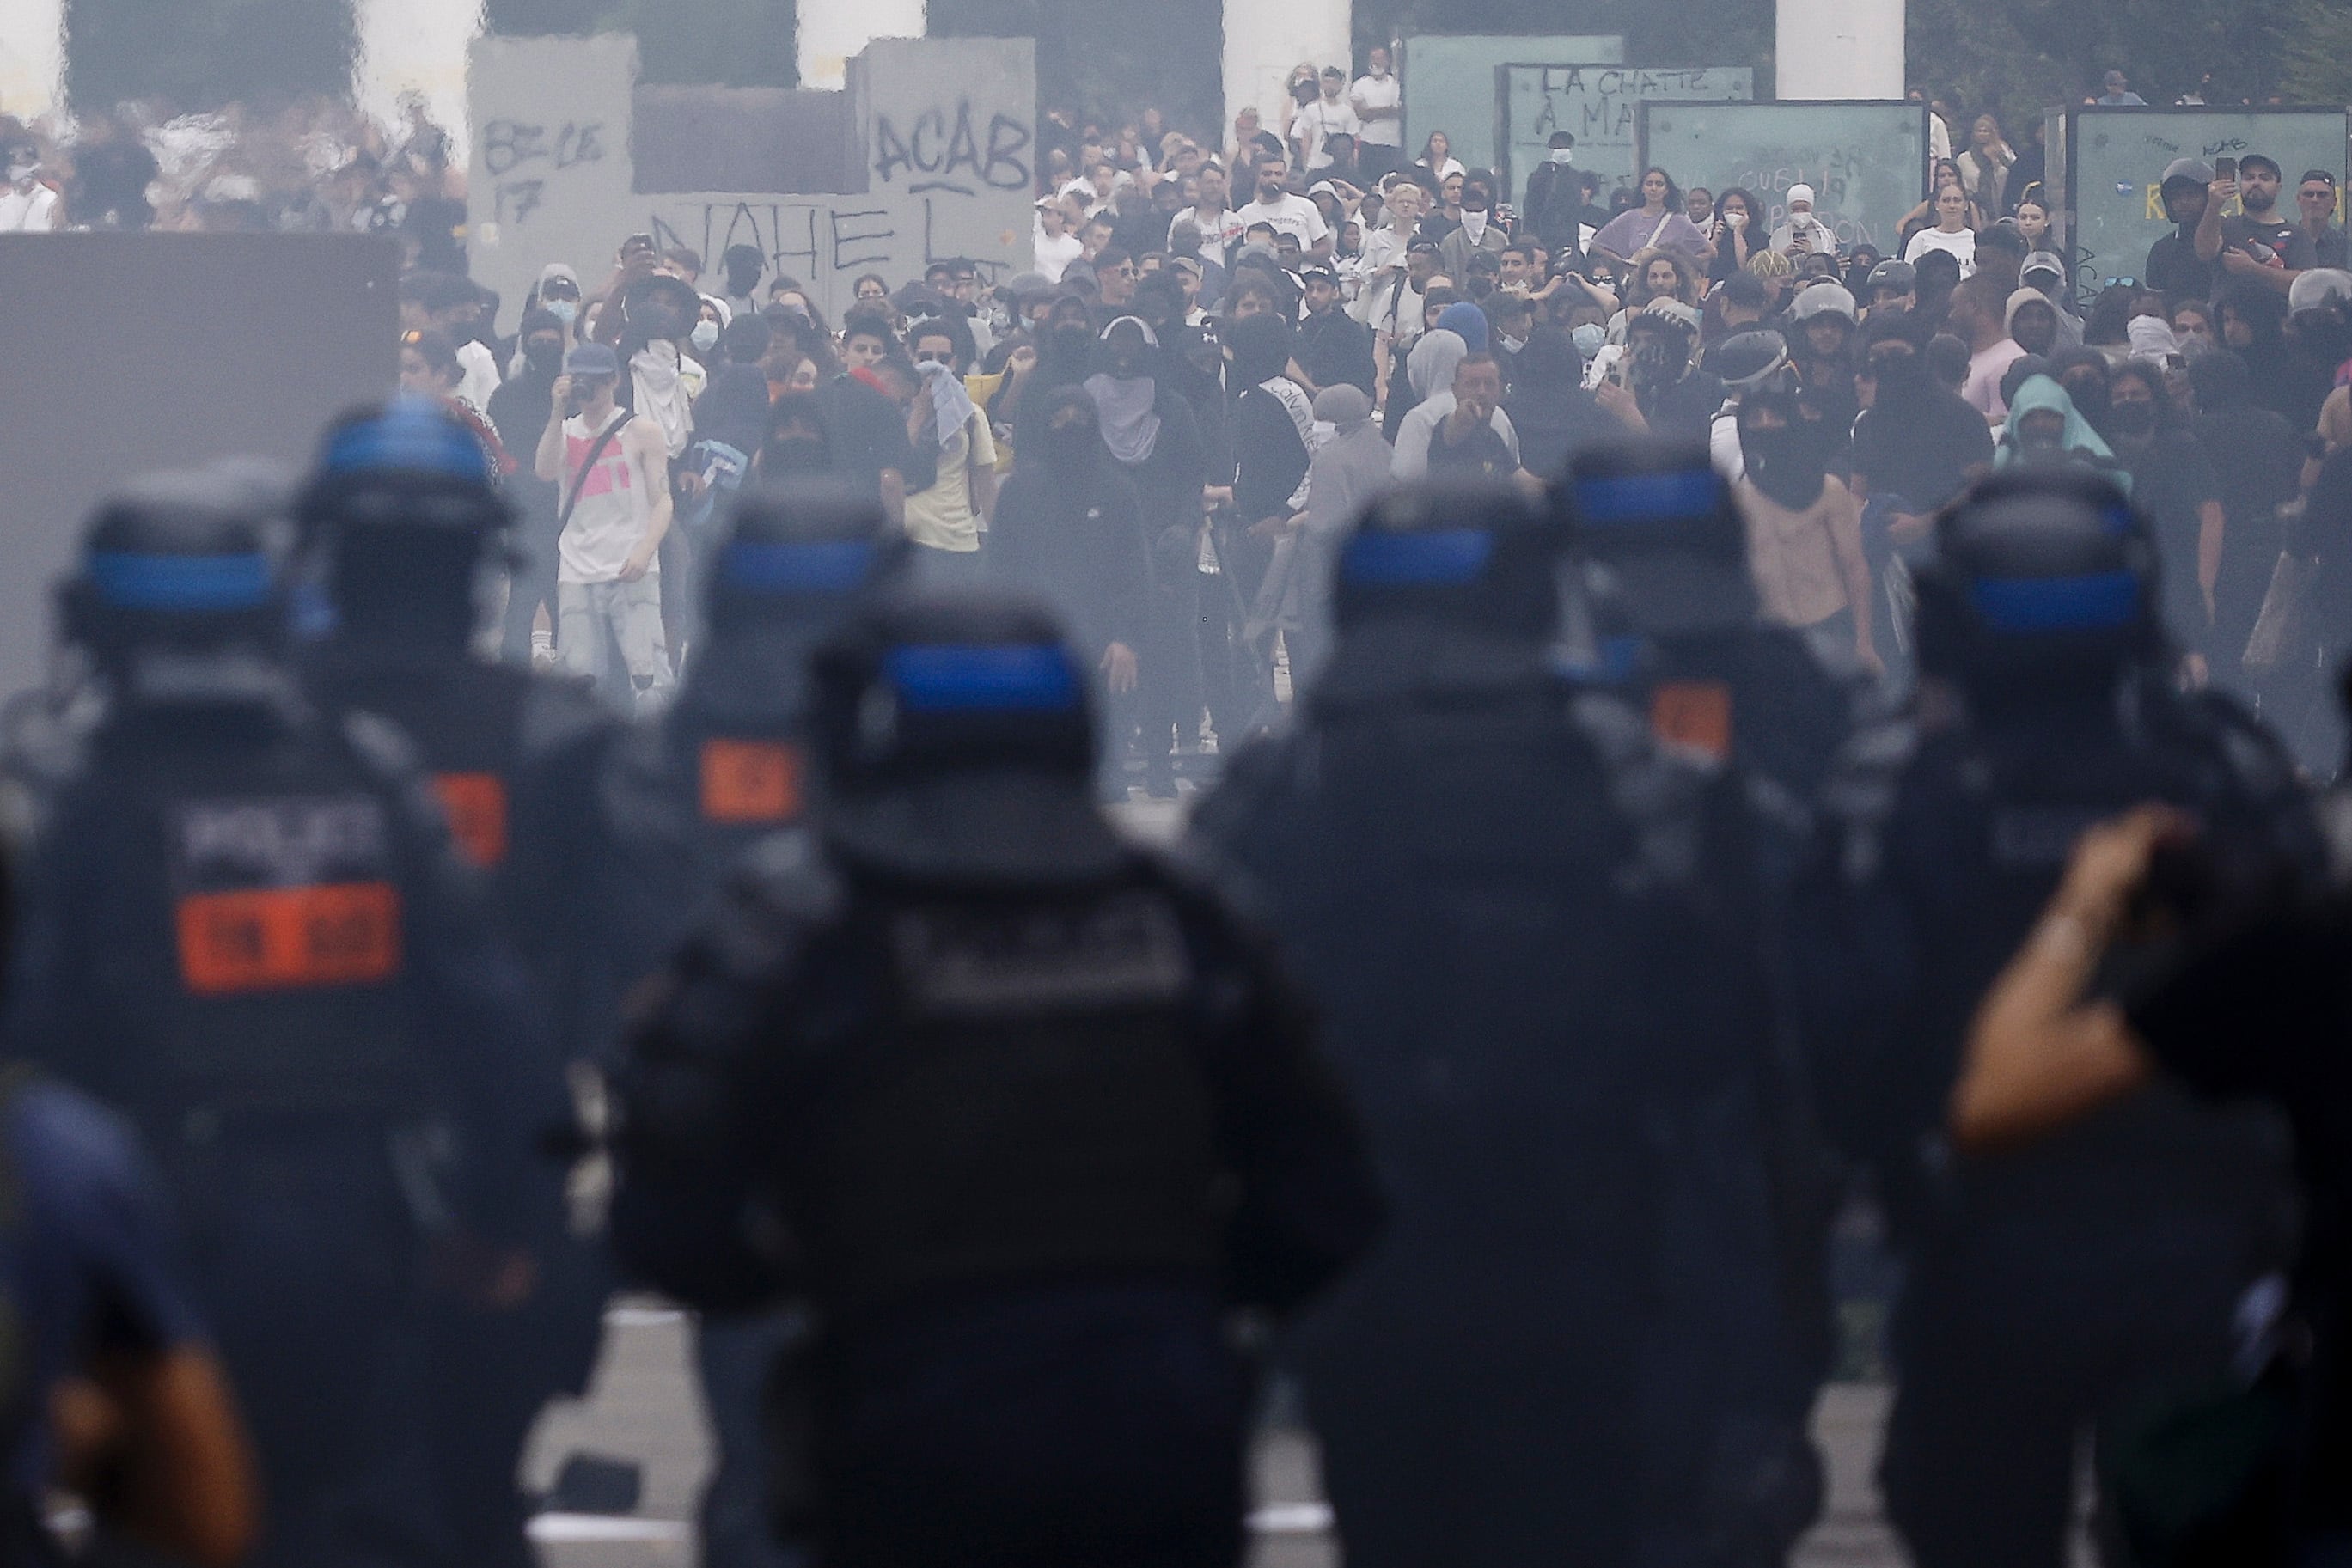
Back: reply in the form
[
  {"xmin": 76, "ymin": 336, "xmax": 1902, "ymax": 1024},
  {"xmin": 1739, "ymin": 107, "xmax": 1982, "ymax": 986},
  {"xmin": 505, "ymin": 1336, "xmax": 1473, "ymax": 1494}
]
[{"xmin": 2215, "ymin": 156, "xmax": 2238, "ymax": 183}]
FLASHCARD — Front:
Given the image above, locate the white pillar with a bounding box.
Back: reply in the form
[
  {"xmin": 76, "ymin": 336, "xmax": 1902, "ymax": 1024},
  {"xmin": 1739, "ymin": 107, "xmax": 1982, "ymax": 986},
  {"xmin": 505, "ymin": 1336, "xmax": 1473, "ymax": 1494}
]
[
  {"xmin": 799, "ymin": 0, "xmax": 926, "ymax": 92},
  {"xmin": 0, "ymin": 0, "xmax": 64, "ymax": 122},
  {"xmin": 1775, "ymin": 0, "xmax": 1903, "ymax": 100},
  {"xmin": 1223, "ymin": 0, "xmax": 1350, "ymax": 146},
  {"xmin": 354, "ymin": 0, "xmax": 486, "ymax": 150}
]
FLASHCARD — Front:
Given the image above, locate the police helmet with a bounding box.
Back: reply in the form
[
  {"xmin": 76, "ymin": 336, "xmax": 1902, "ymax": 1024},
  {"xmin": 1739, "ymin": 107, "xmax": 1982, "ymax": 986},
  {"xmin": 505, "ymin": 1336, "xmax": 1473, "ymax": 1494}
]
[
  {"xmin": 1332, "ymin": 480, "xmax": 1560, "ymax": 640},
  {"xmin": 705, "ymin": 480, "xmax": 912, "ymax": 633},
  {"xmin": 1714, "ymin": 329, "xmax": 1790, "ymax": 395},
  {"xmin": 1912, "ymin": 467, "xmax": 2160, "ymax": 691},
  {"xmin": 63, "ymin": 470, "xmax": 285, "ymax": 666},
  {"xmin": 809, "ymin": 593, "xmax": 1106, "ymax": 876},
  {"xmin": 299, "ymin": 395, "xmax": 507, "ymax": 550},
  {"xmin": 1563, "ymin": 439, "xmax": 1757, "ymax": 636}
]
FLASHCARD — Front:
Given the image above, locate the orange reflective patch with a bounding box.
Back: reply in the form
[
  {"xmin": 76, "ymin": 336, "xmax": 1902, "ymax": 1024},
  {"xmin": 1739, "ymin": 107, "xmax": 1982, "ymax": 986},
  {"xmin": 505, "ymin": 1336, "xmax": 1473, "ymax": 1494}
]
[
  {"xmin": 1650, "ymin": 680, "xmax": 1733, "ymax": 760},
  {"xmin": 176, "ymin": 882, "xmax": 404, "ymax": 995},
  {"xmin": 431, "ymin": 772, "xmax": 510, "ymax": 868},
  {"xmin": 700, "ymin": 739, "xmax": 803, "ymax": 824}
]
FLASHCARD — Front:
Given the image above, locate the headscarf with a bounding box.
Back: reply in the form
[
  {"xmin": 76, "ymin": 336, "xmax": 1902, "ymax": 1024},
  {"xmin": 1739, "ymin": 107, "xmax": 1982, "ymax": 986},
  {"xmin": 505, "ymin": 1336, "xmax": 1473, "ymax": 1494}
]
[
  {"xmin": 1510, "ymin": 325, "xmax": 1584, "ymax": 392},
  {"xmin": 2126, "ymin": 314, "xmax": 2181, "ymax": 364},
  {"xmin": 1035, "ymin": 384, "xmax": 1106, "ymax": 475},
  {"xmin": 1435, "ymin": 300, "xmax": 1490, "ymax": 352},
  {"xmin": 1225, "ymin": 313, "xmax": 1297, "ymax": 389},
  {"xmin": 1995, "ymin": 374, "xmax": 2130, "ymax": 493},
  {"xmin": 1407, "ymin": 328, "xmax": 1469, "ymax": 400},
  {"xmin": 1083, "ymin": 317, "xmax": 1164, "ymax": 465},
  {"xmin": 916, "ymin": 358, "xmax": 979, "ymax": 448}
]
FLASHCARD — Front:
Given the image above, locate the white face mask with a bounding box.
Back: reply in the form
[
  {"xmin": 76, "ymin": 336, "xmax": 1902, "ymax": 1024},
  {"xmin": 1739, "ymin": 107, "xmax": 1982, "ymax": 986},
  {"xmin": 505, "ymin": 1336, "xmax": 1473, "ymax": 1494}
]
[
  {"xmin": 1500, "ymin": 334, "xmax": 1526, "ymax": 353},
  {"xmin": 547, "ymin": 300, "xmax": 579, "ymax": 327},
  {"xmin": 6, "ymin": 162, "xmax": 34, "ymax": 184},
  {"xmin": 691, "ymin": 320, "xmax": 721, "ymax": 352},
  {"xmin": 1462, "ymin": 210, "xmax": 1488, "ymax": 241},
  {"xmin": 1548, "ymin": 149, "xmax": 1574, "ymax": 166}
]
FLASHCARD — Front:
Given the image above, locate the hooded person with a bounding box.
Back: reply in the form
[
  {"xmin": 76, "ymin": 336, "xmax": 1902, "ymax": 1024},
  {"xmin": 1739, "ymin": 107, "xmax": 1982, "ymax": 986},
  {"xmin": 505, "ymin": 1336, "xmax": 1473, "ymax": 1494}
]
[
  {"xmin": 1210, "ymin": 313, "xmax": 1311, "ymax": 741},
  {"xmin": 757, "ymin": 392, "xmax": 839, "ymax": 480},
  {"xmin": 1734, "ymin": 388, "xmax": 1881, "ymax": 673},
  {"xmin": 1433, "ymin": 299, "xmax": 1491, "ymax": 355},
  {"xmin": 1769, "ymin": 184, "xmax": 1830, "ymax": 255},
  {"xmin": 1014, "ymin": 294, "xmax": 1107, "ymax": 457},
  {"xmin": 1291, "ymin": 384, "xmax": 1394, "ymax": 684},
  {"xmin": 986, "ymin": 386, "xmax": 1152, "ymax": 796},
  {"xmin": 1995, "ymin": 374, "xmax": 2133, "ymax": 494},
  {"xmin": 2126, "ymin": 314, "xmax": 2183, "ymax": 369},
  {"xmin": 1505, "ymin": 326, "xmax": 1612, "ymax": 477},
  {"xmin": 2216, "ymin": 283, "xmax": 2308, "ymax": 428},
  {"xmin": 2189, "ymin": 351, "xmax": 2300, "ymax": 681},
  {"xmin": 2004, "ymin": 288, "xmax": 2063, "ymax": 361},
  {"xmin": 1084, "ymin": 317, "xmax": 1207, "ymax": 796}
]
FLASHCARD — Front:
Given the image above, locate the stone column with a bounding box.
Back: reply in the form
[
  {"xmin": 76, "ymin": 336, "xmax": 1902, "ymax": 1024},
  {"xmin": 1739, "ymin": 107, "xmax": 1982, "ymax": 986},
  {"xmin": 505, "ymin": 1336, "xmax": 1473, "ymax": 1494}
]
[
  {"xmin": 798, "ymin": 0, "xmax": 925, "ymax": 91},
  {"xmin": 1223, "ymin": 0, "xmax": 1350, "ymax": 149},
  {"xmin": 353, "ymin": 0, "xmax": 486, "ymax": 148},
  {"xmin": 0, "ymin": 0, "xmax": 64, "ymax": 120},
  {"xmin": 1775, "ymin": 0, "xmax": 1903, "ymax": 100}
]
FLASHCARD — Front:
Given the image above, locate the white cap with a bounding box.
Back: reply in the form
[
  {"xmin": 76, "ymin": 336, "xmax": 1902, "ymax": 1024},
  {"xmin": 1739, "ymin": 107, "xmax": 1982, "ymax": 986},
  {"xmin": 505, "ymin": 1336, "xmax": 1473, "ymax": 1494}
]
[{"xmin": 1787, "ymin": 185, "xmax": 1816, "ymax": 210}]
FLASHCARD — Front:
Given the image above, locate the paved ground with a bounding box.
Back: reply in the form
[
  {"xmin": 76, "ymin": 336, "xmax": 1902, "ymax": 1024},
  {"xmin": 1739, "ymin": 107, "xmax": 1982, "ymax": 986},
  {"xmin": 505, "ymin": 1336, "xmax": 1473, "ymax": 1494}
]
[{"xmin": 525, "ymin": 1301, "xmax": 1907, "ymax": 1568}]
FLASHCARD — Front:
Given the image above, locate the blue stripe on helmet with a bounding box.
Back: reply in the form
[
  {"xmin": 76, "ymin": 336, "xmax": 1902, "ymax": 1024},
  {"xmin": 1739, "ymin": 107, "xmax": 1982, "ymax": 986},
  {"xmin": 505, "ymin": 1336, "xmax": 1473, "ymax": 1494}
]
[
  {"xmin": 86, "ymin": 552, "xmax": 272, "ymax": 611},
  {"xmin": 1340, "ymin": 528, "xmax": 1494, "ymax": 586},
  {"xmin": 720, "ymin": 540, "xmax": 876, "ymax": 595},
  {"xmin": 321, "ymin": 400, "xmax": 493, "ymax": 485},
  {"xmin": 1970, "ymin": 570, "xmax": 2141, "ymax": 633},
  {"xmin": 887, "ymin": 644, "xmax": 1082, "ymax": 713},
  {"xmin": 1575, "ymin": 469, "xmax": 1719, "ymax": 525}
]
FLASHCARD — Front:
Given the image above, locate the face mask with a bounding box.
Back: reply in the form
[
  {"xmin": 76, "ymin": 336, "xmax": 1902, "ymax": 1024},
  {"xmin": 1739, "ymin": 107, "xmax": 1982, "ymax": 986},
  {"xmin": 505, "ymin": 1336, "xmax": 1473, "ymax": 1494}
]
[
  {"xmin": 1500, "ymin": 334, "xmax": 1525, "ymax": 354},
  {"xmin": 2295, "ymin": 314, "xmax": 2352, "ymax": 365},
  {"xmin": 547, "ymin": 300, "xmax": 579, "ymax": 327},
  {"xmin": 1548, "ymin": 149, "xmax": 1574, "ymax": 166},
  {"xmin": 2106, "ymin": 400, "xmax": 2157, "ymax": 437},
  {"xmin": 691, "ymin": 320, "xmax": 721, "ymax": 352},
  {"xmin": 1052, "ymin": 322, "xmax": 1095, "ymax": 357},
  {"xmin": 1044, "ymin": 419, "xmax": 1097, "ymax": 463},
  {"xmin": 1462, "ymin": 210, "xmax": 1488, "ymax": 241},
  {"xmin": 524, "ymin": 342, "xmax": 564, "ymax": 378},
  {"xmin": 6, "ymin": 162, "xmax": 33, "ymax": 183},
  {"xmin": 763, "ymin": 434, "xmax": 827, "ymax": 471},
  {"xmin": 2019, "ymin": 429, "xmax": 2064, "ymax": 454},
  {"xmin": 1573, "ymin": 323, "xmax": 1607, "ymax": 357}
]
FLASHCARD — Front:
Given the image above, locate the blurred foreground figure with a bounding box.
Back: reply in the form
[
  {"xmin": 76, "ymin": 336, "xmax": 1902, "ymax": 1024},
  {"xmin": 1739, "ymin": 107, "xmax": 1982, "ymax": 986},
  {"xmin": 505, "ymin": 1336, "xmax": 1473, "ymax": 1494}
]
[
  {"xmin": 1802, "ymin": 467, "xmax": 2318, "ymax": 1568},
  {"xmin": 296, "ymin": 399, "xmax": 614, "ymax": 1568},
  {"xmin": 608, "ymin": 592, "xmax": 1381, "ymax": 1568},
  {"xmin": 3, "ymin": 473, "xmax": 543, "ymax": 1568},
  {"xmin": 1951, "ymin": 668, "xmax": 2352, "ymax": 1565},
  {"xmin": 0, "ymin": 849, "xmax": 257, "ymax": 1568},
  {"xmin": 1193, "ymin": 480, "xmax": 1813, "ymax": 1567},
  {"xmin": 578, "ymin": 483, "xmax": 907, "ymax": 1568}
]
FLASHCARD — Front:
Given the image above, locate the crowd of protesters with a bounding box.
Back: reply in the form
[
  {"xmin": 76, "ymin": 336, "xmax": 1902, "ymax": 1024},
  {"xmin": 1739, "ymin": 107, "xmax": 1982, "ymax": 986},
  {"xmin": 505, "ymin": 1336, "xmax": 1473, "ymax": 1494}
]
[{"xmin": 15, "ymin": 63, "xmax": 2352, "ymax": 777}]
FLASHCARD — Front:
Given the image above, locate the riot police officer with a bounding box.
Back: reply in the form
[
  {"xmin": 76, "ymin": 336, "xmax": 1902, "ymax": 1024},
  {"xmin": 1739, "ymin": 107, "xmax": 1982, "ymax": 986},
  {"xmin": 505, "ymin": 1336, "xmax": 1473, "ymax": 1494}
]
[
  {"xmin": 1800, "ymin": 467, "xmax": 2317, "ymax": 1568},
  {"xmin": 295, "ymin": 398, "xmax": 617, "ymax": 1568},
  {"xmin": 2, "ymin": 471, "xmax": 547, "ymax": 1568},
  {"xmin": 575, "ymin": 480, "xmax": 909, "ymax": 1568},
  {"xmin": 607, "ymin": 590, "xmax": 1381, "ymax": 1568},
  {"xmin": 1189, "ymin": 479, "xmax": 1814, "ymax": 1567}
]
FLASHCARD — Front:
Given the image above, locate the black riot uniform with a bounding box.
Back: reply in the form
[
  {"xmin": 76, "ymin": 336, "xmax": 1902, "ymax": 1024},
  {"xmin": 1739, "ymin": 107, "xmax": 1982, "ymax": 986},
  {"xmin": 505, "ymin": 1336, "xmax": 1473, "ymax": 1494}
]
[
  {"xmin": 1, "ymin": 472, "xmax": 545, "ymax": 1568},
  {"xmin": 573, "ymin": 481, "xmax": 909, "ymax": 1568},
  {"xmin": 295, "ymin": 400, "xmax": 616, "ymax": 1568},
  {"xmin": 1799, "ymin": 467, "xmax": 2318, "ymax": 1568},
  {"xmin": 1189, "ymin": 480, "xmax": 1815, "ymax": 1568},
  {"xmin": 607, "ymin": 592, "xmax": 1381, "ymax": 1568}
]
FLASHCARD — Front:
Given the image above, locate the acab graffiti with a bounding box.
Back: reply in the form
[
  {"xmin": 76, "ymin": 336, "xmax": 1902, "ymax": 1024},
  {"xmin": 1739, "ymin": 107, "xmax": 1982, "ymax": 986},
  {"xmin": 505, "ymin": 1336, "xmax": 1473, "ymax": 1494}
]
[{"xmin": 872, "ymin": 99, "xmax": 1031, "ymax": 197}]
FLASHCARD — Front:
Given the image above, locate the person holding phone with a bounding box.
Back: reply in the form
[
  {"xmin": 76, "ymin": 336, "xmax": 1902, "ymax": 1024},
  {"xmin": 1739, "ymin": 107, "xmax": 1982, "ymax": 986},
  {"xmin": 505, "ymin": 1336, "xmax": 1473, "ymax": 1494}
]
[{"xmin": 2146, "ymin": 158, "xmax": 2221, "ymax": 299}]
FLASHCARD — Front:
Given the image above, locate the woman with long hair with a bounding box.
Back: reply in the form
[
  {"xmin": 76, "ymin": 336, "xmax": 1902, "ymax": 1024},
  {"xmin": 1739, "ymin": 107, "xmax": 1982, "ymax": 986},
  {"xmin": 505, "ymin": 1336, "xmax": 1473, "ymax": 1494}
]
[
  {"xmin": 1706, "ymin": 187, "xmax": 1763, "ymax": 284},
  {"xmin": 1591, "ymin": 167, "xmax": 1714, "ymax": 269},
  {"xmin": 1417, "ymin": 130, "xmax": 1465, "ymax": 182}
]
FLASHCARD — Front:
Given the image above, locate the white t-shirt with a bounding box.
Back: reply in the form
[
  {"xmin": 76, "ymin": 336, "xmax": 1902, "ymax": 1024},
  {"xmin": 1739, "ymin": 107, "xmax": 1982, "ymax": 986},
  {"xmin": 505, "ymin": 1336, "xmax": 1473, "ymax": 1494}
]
[
  {"xmin": 557, "ymin": 409, "xmax": 657, "ymax": 585},
  {"xmin": 1034, "ymin": 225, "xmax": 1083, "ymax": 283},
  {"xmin": 903, "ymin": 416, "xmax": 999, "ymax": 553},
  {"xmin": 1903, "ymin": 225, "xmax": 1977, "ymax": 278},
  {"xmin": 1171, "ymin": 204, "xmax": 1247, "ymax": 253},
  {"xmin": 455, "ymin": 339, "xmax": 502, "ymax": 413},
  {"xmin": 1352, "ymin": 74, "xmax": 1403, "ymax": 147},
  {"xmin": 1295, "ymin": 98, "xmax": 1362, "ymax": 170},
  {"xmin": 1237, "ymin": 193, "xmax": 1329, "ymax": 247},
  {"xmin": 0, "ymin": 184, "xmax": 60, "ymax": 231}
]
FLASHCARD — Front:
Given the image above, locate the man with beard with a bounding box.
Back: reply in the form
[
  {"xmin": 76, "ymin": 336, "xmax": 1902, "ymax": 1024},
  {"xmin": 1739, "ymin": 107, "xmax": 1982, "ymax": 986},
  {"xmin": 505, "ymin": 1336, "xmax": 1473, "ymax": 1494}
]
[
  {"xmin": 1235, "ymin": 155, "xmax": 1332, "ymax": 259},
  {"xmin": 1297, "ymin": 264, "xmax": 1378, "ymax": 395},
  {"xmin": 2208, "ymin": 154, "xmax": 2306, "ymax": 296},
  {"xmin": 987, "ymin": 387, "xmax": 1152, "ymax": 798},
  {"xmin": 2145, "ymin": 159, "xmax": 2218, "ymax": 302}
]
